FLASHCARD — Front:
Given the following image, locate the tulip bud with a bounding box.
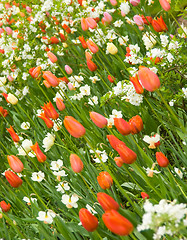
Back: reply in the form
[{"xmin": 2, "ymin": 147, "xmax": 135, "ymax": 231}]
[
  {"xmin": 102, "ymin": 210, "xmax": 134, "ymax": 236},
  {"xmin": 7, "ymin": 155, "xmax": 24, "ymax": 173},
  {"xmin": 79, "ymin": 208, "xmax": 98, "ymax": 232},
  {"xmin": 107, "ymin": 135, "xmax": 126, "ymax": 151},
  {"xmin": 6, "ymin": 126, "xmax": 20, "ymax": 142},
  {"xmin": 81, "ymin": 17, "xmax": 88, "ymax": 31},
  {"xmin": 130, "ymin": 0, "xmax": 140, "ymax": 6},
  {"xmin": 0, "ymin": 201, "xmax": 11, "ymax": 212},
  {"xmin": 133, "ymin": 15, "xmax": 144, "ymax": 27},
  {"xmin": 5, "ymin": 171, "xmax": 23, "ymax": 188},
  {"xmin": 110, "ymin": 0, "xmax": 117, "ymax": 6},
  {"xmin": 70, "ymin": 154, "xmax": 84, "ymax": 173},
  {"xmin": 90, "ymin": 112, "xmax": 108, "ymax": 128},
  {"xmin": 138, "ymin": 66, "xmax": 160, "ymax": 92},
  {"xmin": 79, "ymin": 36, "xmax": 87, "ymax": 49},
  {"xmin": 156, "ymin": 152, "xmax": 169, "ymax": 167},
  {"xmin": 152, "ymin": 16, "xmax": 168, "ymax": 32},
  {"xmin": 30, "ymin": 142, "xmax": 47, "ymax": 163},
  {"xmin": 43, "ymin": 71, "xmax": 59, "ymax": 87},
  {"xmin": 26, "ymin": 6, "xmax": 32, "ymax": 13},
  {"xmin": 64, "ymin": 116, "xmax": 86, "ymax": 138},
  {"xmin": 97, "ymin": 192, "xmax": 119, "ymax": 211},
  {"xmin": 85, "ymin": 17, "xmax": 97, "ymax": 29},
  {"xmin": 7, "ymin": 93, "xmax": 18, "ymax": 105},
  {"xmin": 129, "ymin": 115, "xmax": 143, "ymax": 134},
  {"xmin": 86, "ymin": 40, "xmax": 99, "ymax": 54},
  {"xmin": 130, "ymin": 74, "xmax": 144, "ymax": 94},
  {"xmin": 107, "ymin": 43, "xmax": 118, "ymax": 55},
  {"xmin": 141, "ymin": 192, "xmax": 149, "ymax": 199},
  {"xmin": 30, "ymin": 66, "xmax": 41, "ymax": 79},
  {"xmin": 114, "ymin": 118, "xmax": 132, "ymax": 136},
  {"xmin": 43, "ymin": 80, "xmax": 51, "ymax": 88},
  {"xmin": 5, "ymin": 27, "xmax": 12, "ymax": 35},
  {"xmin": 97, "ymin": 171, "xmax": 113, "ymax": 190},
  {"xmin": 107, "ymin": 75, "xmax": 115, "ymax": 83},
  {"xmin": 159, "ymin": 0, "xmax": 170, "ymax": 11},
  {"xmin": 68, "ymin": 82, "xmax": 75, "ymax": 90},
  {"xmin": 0, "ymin": 106, "xmax": 8, "ymax": 117},
  {"xmin": 65, "ymin": 65, "xmax": 73, "ymax": 75},
  {"xmin": 50, "ymin": 36, "xmax": 59, "ymax": 44},
  {"xmin": 103, "ymin": 12, "xmax": 113, "ymax": 23},
  {"xmin": 87, "ymin": 59, "xmax": 97, "ymax": 72},
  {"xmin": 116, "ymin": 144, "xmax": 137, "ymax": 164},
  {"xmin": 56, "ymin": 98, "xmax": 65, "ymax": 111},
  {"xmin": 59, "ymin": 76, "xmax": 69, "ymax": 84},
  {"xmin": 114, "ymin": 157, "xmax": 124, "ymax": 167},
  {"xmin": 47, "ymin": 51, "xmax": 58, "ymax": 63},
  {"xmin": 85, "ymin": 51, "xmax": 92, "ymax": 61}
]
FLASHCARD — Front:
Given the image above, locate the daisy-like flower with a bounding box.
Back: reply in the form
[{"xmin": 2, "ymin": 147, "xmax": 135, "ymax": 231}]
[
  {"xmin": 61, "ymin": 194, "xmax": 79, "ymax": 208},
  {"xmin": 37, "ymin": 210, "xmax": 56, "ymax": 224},
  {"xmin": 56, "ymin": 181, "xmax": 70, "ymax": 193},
  {"xmin": 174, "ymin": 167, "xmax": 185, "ymax": 179},
  {"xmin": 88, "ymin": 96, "xmax": 98, "ymax": 106},
  {"xmin": 50, "ymin": 159, "xmax": 64, "ymax": 171},
  {"xmin": 21, "ymin": 122, "xmax": 30, "ymax": 130},
  {"xmin": 143, "ymin": 133, "xmax": 160, "ymax": 149},
  {"xmin": 31, "ymin": 171, "xmax": 45, "ymax": 182},
  {"xmin": 90, "ymin": 149, "xmax": 108, "ymax": 163}
]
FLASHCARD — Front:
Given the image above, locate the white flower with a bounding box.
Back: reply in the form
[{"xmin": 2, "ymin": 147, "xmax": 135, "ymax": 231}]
[
  {"xmin": 142, "ymin": 32, "xmax": 157, "ymax": 50},
  {"xmin": 120, "ymin": 2, "xmax": 130, "ymax": 15},
  {"xmin": 160, "ymin": 35, "xmax": 169, "ymax": 47},
  {"xmin": 182, "ymin": 88, "xmax": 187, "ymax": 98},
  {"xmin": 61, "ymin": 194, "xmax": 79, "ymax": 208},
  {"xmin": 53, "ymin": 170, "xmax": 67, "ymax": 177},
  {"xmin": 88, "ymin": 96, "xmax": 98, "ymax": 106},
  {"xmin": 79, "ymin": 84, "xmax": 91, "ymax": 96},
  {"xmin": 18, "ymin": 139, "xmax": 33, "ymax": 155},
  {"xmin": 42, "ymin": 133, "xmax": 55, "ymax": 152},
  {"xmin": 21, "ymin": 122, "xmax": 30, "ymax": 130},
  {"xmin": 0, "ymin": 77, "xmax": 6, "ymax": 86},
  {"xmin": 167, "ymin": 53, "xmax": 174, "ymax": 63},
  {"xmin": 174, "ymin": 167, "xmax": 184, "ymax": 179},
  {"xmin": 23, "ymin": 196, "xmax": 37, "ymax": 205},
  {"xmin": 90, "ymin": 76, "xmax": 100, "ymax": 83},
  {"xmin": 50, "ymin": 159, "xmax": 64, "ymax": 171},
  {"xmin": 37, "ymin": 210, "xmax": 56, "ymax": 224},
  {"xmin": 143, "ymin": 134, "xmax": 160, "ymax": 149},
  {"xmin": 31, "ymin": 171, "xmax": 45, "ymax": 182},
  {"xmin": 114, "ymin": 20, "xmax": 123, "ymax": 27},
  {"xmin": 86, "ymin": 204, "xmax": 97, "ymax": 214},
  {"xmin": 56, "ymin": 182, "xmax": 70, "ymax": 193}
]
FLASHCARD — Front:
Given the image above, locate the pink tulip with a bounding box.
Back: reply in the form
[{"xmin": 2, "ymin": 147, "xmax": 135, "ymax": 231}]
[
  {"xmin": 110, "ymin": 0, "xmax": 117, "ymax": 6},
  {"xmin": 68, "ymin": 82, "xmax": 74, "ymax": 90},
  {"xmin": 133, "ymin": 15, "xmax": 144, "ymax": 26},
  {"xmin": 104, "ymin": 12, "xmax": 113, "ymax": 23},
  {"xmin": 81, "ymin": 18, "xmax": 88, "ymax": 31},
  {"xmin": 26, "ymin": 6, "xmax": 32, "ymax": 13},
  {"xmin": 5, "ymin": 27, "xmax": 12, "ymax": 35},
  {"xmin": 130, "ymin": 0, "xmax": 140, "ymax": 6},
  {"xmin": 7, "ymin": 75, "xmax": 14, "ymax": 82},
  {"xmin": 159, "ymin": 0, "xmax": 170, "ymax": 11},
  {"xmin": 85, "ymin": 18, "xmax": 97, "ymax": 29},
  {"xmin": 65, "ymin": 65, "xmax": 73, "ymax": 74}
]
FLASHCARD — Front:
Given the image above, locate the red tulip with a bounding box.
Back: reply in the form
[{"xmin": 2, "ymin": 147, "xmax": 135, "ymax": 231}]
[
  {"xmin": 156, "ymin": 152, "xmax": 169, "ymax": 167},
  {"xmin": 159, "ymin": 0, "xmax": 170, "ymax": 11},
  {"xmin": 129, "ymin": 115, "xmax": 143, "ymax": 134},
  {"xmin": 87, "ymin": 59, "xmax": 97, "ymax": 71},
  {"xmin": 114, "ymin": 118, "xmax": 132, "ymax": 136},
  {"xmin": 6, "ymin": 126, "xmax": 20, "ymax": 142},
  {"xmin": 138, "ymin": 66, "xmax": 160, "ymax": 92},
  {"xmin": 86, "ymin": 40, "xmax": 99, "ymax": 54},
  {"xmin": 107, "ymin": 75, "xmax": 115, "ymax": 83},
  {"xmin": 43, "ymin": 71, "xmax": 59, "ymax": 87},
  {"xmin": 7, "ymin": 155, "xmax": 24, "ymax": 173},
  {"xmin": 56, "ymin": 98, "xmax": 65, "ymax": 111},
  {"xmin": 59, "ymin": 76, "xmax": 69, "ymax": 84},
  {"xmin": 97, "ymin": 171, "xmax": 113, "ymax": 190},
  {"xmin": 141, "ymin": 15, "xmax": 152, "ymax": 25},
  {"xmin": 130, "ymin": 74, "xmax": 144, "ymax": 94},
  {"xmin": 5, "ymin": 171, "xmax": 23, "ymax": 188},
  {"xmin": 141, "ymin": 192, "xmax": 149, "ymax": 199},
  {"xmin": 62, "ymin": 24, "xmax": 71, "ymax": 34},
  {"xmin": 79, "ymin": 208, "xmax": 98, "ymax": 232},
  {"xmin": 152, "ymin": 16, "xmax": 168, "ymax": 32},
  {"xmin": 64, "ymin": 116, "xmax": 86, "ymax": 138},
  {"xmin": 50, "ymin": 36, "xmax": 59, "ymax": 44},
  {"xmin": 41, "ymin": 101, "xmax": 59, "ymax": 120},
  {"xmin": 0, "ymin": 201, "xmax": 11, "ymax": 212},
  {"xmin": 79, "ymin": 36, "xmax": 87, "ymax": 49},
  {"xmin": 70, "ymin": 154, "xmax": 84, "ymax": 173},
  {"xmin": 38, "ymin": 112, "xmax": 54, "ymax": 128},
  {"xmin": 90, "ymin": 112, "xmax": 108, "ymax": 128},
  {"xmin": 114, "ymin": 157, "xmax": 124, "ymax": 167},
  {"xmin": 97, "ymin": 192, "xmax": 119, "ymax": 211},
  {"xmin": 85, "ymin": 52, "xmax": 92, "ymax": 61},
  {"xmin": 0, "ymin": 106, "xmax": 8, "ymax": 117},
  {"xmin": 107, "ymin": 135, "xmax": 126, "ymax": 151},
  {"xmin": 102, "ymin": 210, "xmax": 134, "ymax": 236},
  {"xmin": 47, "ymin": 51, "xmax": 58, "ymax": 63},
  {"xmin": 116, "ymin": 144, "xmax": 137, "ymax": 164},
  {"xmin": 30, "ymin": 142, "xmax": 47, "ymax": 163}
]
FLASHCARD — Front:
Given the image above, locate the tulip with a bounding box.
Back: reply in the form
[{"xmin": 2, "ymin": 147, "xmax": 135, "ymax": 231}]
[
  {"xmin": 50, "ymin": 36, "xmax": 59, "ymax": 44},
  {"xmin": 90, "ymin": 112, "xmax": 108, "ymax": 128},
  {"xmin": 56, "ymin": 98, "xmax": 65, "ymax": 111},
  {"xmin": 97, "ymin": 192, "xmax": 119, "ymax": 211},
  {"xmin": 26, "ymin": 6, "xmax": 32, "ymax": 13},
  {"xmin": 86, "ymin": 40, "xmax": 99, "ymax": 54},
  {"xmin": 141, "ymin": 15, "xmax": 152, "ymax": 25},
  {"xmin": 5, "ymin": 171, "xmax": 23, "ymax": 188},
  {"xmin": 47, "ymin": 51, "xmax": 58, "ymax": 63},
  {"xmin": 30, "ymin": 66, "xmax": 41, "ymax": 78},
  {"xmin": 130, "ymin": 74, "xmax": 144, "ymax": 94},
  {"xmin": 85, "ymin": 51, "xmax": 92, "ymax": 61},
  {"xmin": 79, "ymin": 36, "xmax": 87, "ymax": 49},
  {"xmin": 0, "ymin": 106, "xmax": 8, "ymax": 117},
  {"xmin": 64, "ymin": 116, "xmax": 86, "ymax": 138},
  {"xmin": 62, "ymin": 24, "xmax": 71, "ymax": 34},
  {"xmin": 156, "ymin": 152, "xmax": 169, "ymax": 167},
  {"xmin": 7, "ymin": 93, "xmax": 18, "ymax": 105},
  {"xmin": 59, "ymin": 76, "xmax": 69, "ymax": 84},
  {"xmin": 159, "ymin": 0, "xmax": 171, "ymax": 11},
  {"xmin": 87, "ymin": 59, "xmax": 97, "ymax": 72},
  {"xmin": 116, "ymin": 144, "xmax": 137, "ymax": 164},
  {"xmin": 107, "ymin": 43, "xmax": 118, "ymax": 55},
  {"xmin": 114, "ymin": 118, "xmax": 132, "ymax": 136},
  {"xmin": 64, "ymin": 65, "xmax": 73, "ymax": 75},
  {"xmin": 38, "ymin": 112, "xmax": 54, "ymax": 128},
  {"xmin": 133, "ymin": 15, "xmax": 144, "ymax": 26},
  {"xmin": 102, "ymin": 210, "xmax": 134, "ymax": 236},
  {"xmin": 85, "ymin": 17, "xmax": 97, "ymax": 29},
  {"xmin": 41, "ymin": 101, "xmax": 59, "ymax": 120},
  {"xmin": 114, "ymin": 157, "xmax": 124, "ymax": 167},
  {"xmin": 129, "ymin": 115, "xmax": 143, "ymax": 134},
  {"xmin": 152, "ymin": 16, "xmax": 168, "ymax": 32},
  {"xmin": 7, "ymin": 155, "xmax": 24, "ymax": 173},
  {"xmin": 43, "ymin": 80, "xmax": 51, "ymax": 88},
  {"xmin": 7, "ymin": 126, "xmax": 20, "ymax": 142},
  {"xmin": 107, "ymin": 135, "xmax": 126, "ymax": 151},
  {"xmin": 138, "ymin": 66, "xmax": 160, "ymax": 92},
  {"xmin": 70, "ymin": 154, "xmax": 84, "ymax": 173},
  {"xmin": 31, "ymin": 142, "xmax": 47, "ymax": 163},
  {"xmin": 107, "ymin": 75, "xmax": 115, "ymax": 83},
  {"xmin": 97, "ymin": 171, "xmax": 113, "ymax": 190},
  {"xmin": 103, "ymin": 12, "xmax": 113, "ymax": 23},
  {"xmin": 79, "ymin": 208, "xmax": 98, "ymax": 232},
  {"xmin": 110, "ymin": 0, "xmax": 117, "ymax": 6},
  {"xmin": 130, "ymin": 0, "xmax": 140, "ymax": 6},
  {"xmin": 81, "ymin": 18, "xmax": 88, "ymax": 31},
  {"xmin": 5, "ymin": 27, "xmax": 12, "ymax": 35},
  {"xmin": 68, "ymin": 82, "xmax": 75, "ymax": 90},
  {"xmin": 141, "ymin": 192, "xmax": 149, "ymax": 199},
  {"xmin": 59, "ymin": 32, "xmax": 66, "ymax": 42},
  {"xmin": 43, "ymin": 71, "xmax": 59, "ymax": 87},
  {"xmin": 0, "ymin": 201, "xmax": 11, "ymax": 212}
]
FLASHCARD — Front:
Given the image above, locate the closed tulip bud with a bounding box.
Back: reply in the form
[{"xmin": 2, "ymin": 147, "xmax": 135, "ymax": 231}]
[
  {"xmin": 130, "ymin": 0, "xmax": 140, "ymax": 6},
  {"xmin": 110, "ymin": 0, "xmax": 117, "ymax": 6},
  {"xmin": 79, "ymin": 208, "xmax": 98, "ymax": 232},
  {"xmin": 65, "ymin": 65, "xmax": 73, "ymax": 74},
  {"xmin": 41, "ymin": 101, "xmax": 59, "ymax": 120},
  {"xmin": 7, "ymin": 126, "xmax": 20, "ymax": 142},
  {"xmin": 102, "ymin": 210, "xmax": 134, "ymax": 236},
  {"xmin": 47, "ymin": 51, "xmax": 58, "ymax": 63},
  {"xmin": 114, "ymin": 118, "xmax": 132, "ymax": 135},
  {"xmin": 70, "ymin": 154, "xmax": 84, "ymax": 173},
  {"xmin": 141, "ymin": 192, "xmax": 149, "ymax": 199},
  {"xmin": 31, "ymin": 142, "xmax": 47, "ymax": 163},
  {"xmin": 43, "ymin": 71, "xmax": 59, "ymax": 87},
  {"xmin": 79, "ymin": 36, "xmax": 87, "ymax": 49},
  {"xmin": 7, "ymin": 155, "xmax": 24, "ymax": 173},
  {"xmin": 114, "ymin": 157, "xmax": 124, "ymax": 167},
  {"xmin": 97, "ymin": 192, "xmax": 119, "ymax": 211},
  {"xmin": 116, "ymin": 144, "xmax": 137, "ymax": 164},
  {"xmin": 103, "ymin": 12, "xmax": 113, "ymax": 23},
  {"xmin": 130, "ymin": 74, "xmax": 144, "ymax": 94},
  {"xmin": 43, "ymin": 80, "xmax": 51, "ymax": 88},
  {"xmin": 90, "ymin": 112, "xmax": 108, "ymax": 128},
  {"xmin": 81, "ymin": 17, "xmax": 88, "ymax": 31},
  {"xmin": 133, "ymin": 15, "xmax": 144, "ymax": 26},
  {"xmin": 107, "ymin": 75, "xmax": 115, "ymax": 83},
  {"xmin": 107, "ymin": 43, "xmax": 118, "ymax": 55},
  {"xmin": 38, "ymin": 112, "xmax": 54, "ymax": 128},
  {"xmin": 26, "ymin": 6, "xmax": 32, "ymax": 13},
  {"xmin": 7, "ymin": 75, "xmax": 14, "ymax": 82},
  {"xmin": 86, "ymin": 40, "xmax": 99, "ymax": 54},
  {"xmin": 141, "ymin": 15, "xmax": 152, "ymax": 25},
  {"xmin": 56, "ymin": 98, "xmax": 65, "ymax": 111},
  {"xmin": 59, "ymin": 76, "xmax": 69, "ymax": 84},
  {"xmin": 97, "ymin": 171, "xmax": 113, "ymax": 190},
  {"xmin": 156, "ymin": 152, "xmax": 169, "ymax": 167},
  {"xmin": 107, "ymin": 135, "xmax": 126, "ymax": 151},
  {"xmin": 7, "ymin": 93, "xmax": 18, "ymax": 105},
  {"xmin": 68, "ymin": 82, "xmax": 75, "ymax": 90},
  {"xmin": 138, "ymin": 66, "xmax": 160, "ymax": 92},
  {"xmin": 5, "ymin": 171, "xmax": 23, "ymax": 188},
  {"xmin": 129, "ymin": 115, "xmax": 143, "ymax": 134},
  {"xmin": 0, "ymin": 106, "xmax": 8, "ymax": 117},
  {"xmin": 85, "ymin": 17, "xmax": 97, "ymax": 29},
  {"xmin": 50, "ymin": 36, "xmax": 59, "ymax": 44},
  {"xmin": 85, "ymin": 51, "xmax": 92, "ymax": 61},
  {"xmin": 159, "ymin": 0, "xmax": 170, "ymax": 11},
  {"xmin": 64, "ymin": 116, "xmax": 86, "ymax": 138},
  {"xmin": 31, "ymin": 66, "xmax": 41, "ymax": 78},
  {"xmin": 0, "ymin": 201, "xmax": 11, "ymax": 212},
  {"xmin": 87, "ymin": 59, "xmax": 97, "ymax": 72}
]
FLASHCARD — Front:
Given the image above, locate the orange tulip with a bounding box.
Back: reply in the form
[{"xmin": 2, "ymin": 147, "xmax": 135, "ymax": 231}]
[
  {"xmin": 59, "ymin": 76, "xmax": 69, "ymax": 84},
  {"xmin": 116, "ymin": 144, "xmax": 137, "ymax": 164},
  {"xmin": 129, "ymin": 115, "xmax": 143, "ymax": 134},
  {"xmin": 114, "ymin": 118, "xmax": 132, "ymax": 136},
  {"xmin": 7, "ymin": 155, "xmax": 24, "ymax": 173},
  {"xmin": 62, "ymin": 24, "xmax": 71, "ymax": 34},
  {"xmin": 0, "ymin": 106, "xmax": 8, "ymax": 117},
  {"xmin": 156, "ymin": 152, "xmax": 169, "ymax": 167},
  {"xmin": 0, "ymin": 201, "xmax": 11, "ymax": 212},
  {"xmin": 87, "ymin": 59, "xmax": 97, "ymax": 71},
  {"xmin": 141, "ymin": 192, "xmax": 149, "ymax": 199},
  {"xmin": 30, "ymin": 142, "xmax": 47, "ymax": 163},
  {"xmin": 41, "ymin": 101, "xmax": 59, "ymax": 120},
  {"xmin": 43, "ymin": 80, "xmax": 51, "ymax": 88},
  {"xmin": 70, "ymin": 154, "xmax": 84, "ymax": 173},
  {"xmin": 97, "ymin": 192, "xmax": 119, "ymax": 211},
  {"xmin": 6, "ymin": 126, "xmax": 20, "ymax": 142},
  {"xmin": 85, "ymin": 17, "xmax": 97, "ymax": 29},
  {"xmin": 47, "ymin": 51, "xmax": 58, "ymax": 63},
  {"xmin": 159, "ymin": 0, "xmax": 170, "ymax": 11},
  {"xmin": 79, "ymin": 208, "xmax": 98, "ymax": 232},
  {"xmin": 107, "ymin": 75, "xmax": 115, "ymax": 83},
  {"xmin": 81, "ymin": 17, "xmax": 88, "ymax": 31},
  {"xmin": 29, "ymin": 66, "xmax": 41, "ymax": 78},
  {"xmin": 79, "ymin": 36, "xmax": 87, "ymax": 49},
  {"xmin": 141, "ymin": 15, "xmax": 152, "ymax": 25},
  {"xmin": 38, "ymin": 112, "xmax": 54, "ymax": 128},
  {"xmin": 107, "ymin": 135, "xmax": 126, "ymax": 151},
  {"xmin": 114, "ymin": 157, "xmax": 124, "ymax": 167},
  {"xmin": 85, "ymin": 51, "xmax": 92, "ymax": 61},
  {"xmin": 64, "ymin": 116, "xmax": 86, "ymax": 138},
  {"xmin": 97, "ymin": 171, "xmax": 113, "ymax": 190},
  {"xmin": 86, "ymin": 40, "xmax": 99, "ymax": 54},
  {"xmin": 50, "ymin": 36, "xmax": 59, "ymax": 44},
  {"xmin": 138, "ymin": 66, "xmax": 160, "ymax": 92},
  {"xmin": 152, "ymin": 16, "xmax": 168, "ymax": 32},
  {"xmin": 43, "ymin": 71, "xmax": 59, "ymax": 87},
  {"xmin": 102, "ymin": 210, "xmax": 134, "ymax": 236},
  {"xmin": 130, "ymin": 74, "xmax": 144, "ymax": 94},
  {"xmin": 56, "ymin": 98, "xmax": 65, "ymax": 111},
  {"xmin": 5, "ymin": 171, "xmax": 23, "ymax": 188},
  {"xmin": 90, "ymin": 112, "xmax": 108, "ymax": 128}
]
